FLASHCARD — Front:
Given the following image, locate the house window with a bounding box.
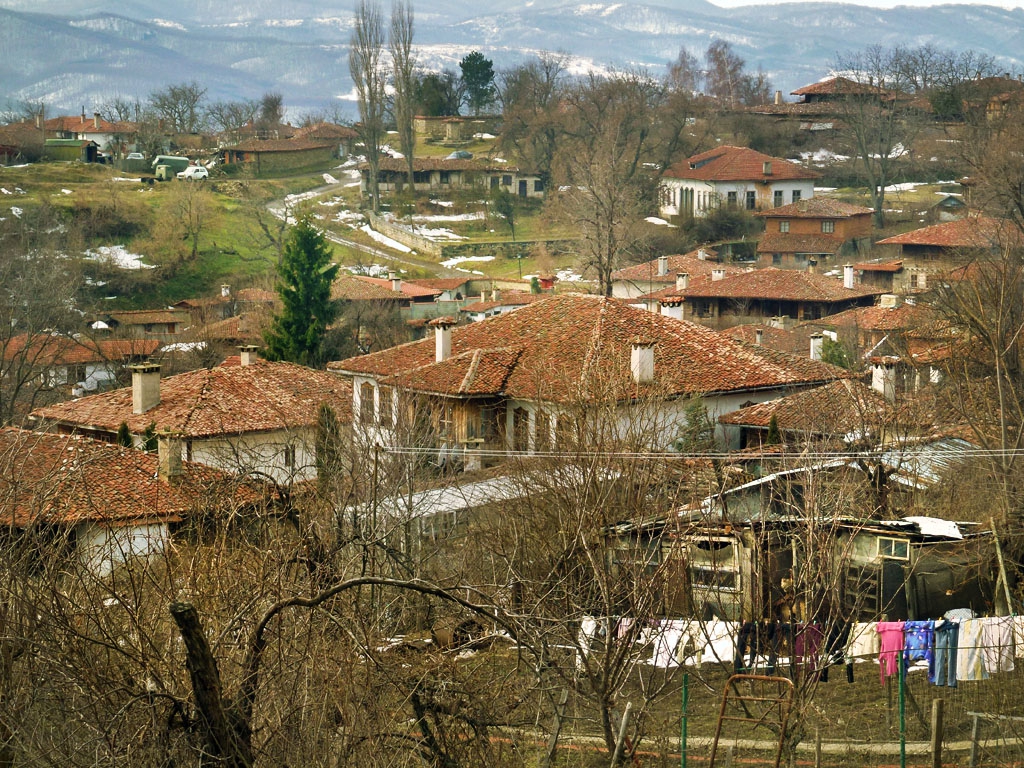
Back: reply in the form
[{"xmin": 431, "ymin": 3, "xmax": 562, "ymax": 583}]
[
  {"xmin": 791, "ymin": 190, "xmax": 802, "ymax": 203},
  {"xmin": 745, "ymin": 191, "xmax": 756, "ymax": 210},
  {"xmin": 283, "ymin": 445, "xmax": 296, "ymax": 468},
  {"xmin": 686, "ymin": 537, "xmax": 741, "ymax": 591},
  {"xmin": 779, "ymin": 220, "xmax": 790, "ymax": 233},
  {"xmin": 534, "ymin": 179, "xmax": 544, "ymax": 193},
  {"xmin": 502, "ymin": 174, "xmax": 512, "ymax": 186},
  {"xmin": 490, "ymin": 176, "xmax": 499, "ymax": 189},
  {"xmin": 359, "ymin": 381, "xmax": 375, "ymax": 425},
  {"xmin": 726, "ymin": 191, "xmax": 738, "ymax": 207},
  {"xmin": 535, "ymin": 410, "xmax": 552, "ymax": 452},
  {"xmin": 379, "ymin": 386, "xmax": 394, "ymax": 426},
  {"xmin": 878, "ymin": 537, "xmax": 910, "ymax": 560},
  {"xmin": 512, "ymin": 407, "xmax": 529, "ymax": 451},
  {"xmin": 772, "ymin": 253, "xmax": 782, "ymax": 266},
  {"xmin": 774, "ymin": 190, "xmax": 784, "ymax": 207},
  {"xmin": 439, "ymin": 170, "xmax": 451, "ymax": 184},
  {"xmin": 821, "ymin": 220, "xmax": 835, "ymax": 234}
]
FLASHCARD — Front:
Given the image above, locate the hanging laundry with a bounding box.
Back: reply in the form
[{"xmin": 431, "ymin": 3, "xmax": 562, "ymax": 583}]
[
  {"xmin": 929, "ymin": 620, "xmax": 958, "ymax": 688},
  {"xmin": 903, "ymin": 620, "xmax": 934, "ymax": 667},
  {"xmin": 979, "ymin": 616, "xmax": 1015, "ymax": 674},
  {"xmin": 877, "ymin": 621, "xmax": 906, "ymax": 684},
  {"xmin": 1014, "ymin": 616, "xmax": 1024, "ymax": 659},
  {"xmin": 650, "ymin": 620, "xmax": 685, "ymax": 668},
  {"xmin": 794, "ymin": 623, "xmax": 825, "ymax": 681},
  {"xmin": 956, "ymin": 618, "xmax": 989, "ymax": 681},
  {"xmin": 846, "ymin": 621, "xmax": 880, "ymax": 664}
]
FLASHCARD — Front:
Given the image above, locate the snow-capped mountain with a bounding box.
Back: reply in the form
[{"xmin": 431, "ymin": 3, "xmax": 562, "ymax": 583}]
[{"xmin": 2, "ymin": 1, "xmax": 1023, "ymax": 115}]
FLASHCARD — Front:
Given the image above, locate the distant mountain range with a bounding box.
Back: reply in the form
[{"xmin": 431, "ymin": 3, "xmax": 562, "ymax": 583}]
[{"xmin": 2, "ymin": 0, "xmax": 1023, "ymax": 117}]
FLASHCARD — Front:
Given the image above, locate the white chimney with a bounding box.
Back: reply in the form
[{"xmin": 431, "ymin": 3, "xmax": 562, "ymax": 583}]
[
  {"xmin": 660, "ymin": 297, "xmax": 684, "ymax": 321},
  {"xmin": 774, "ymin": 90, "xmax": 782, "ymax": 105},
  {"xmin": 755, "ymin": 328, "xmax": 764, "ymax": 346},
  {"xmin": 879, "ymin": 293, "xmax": 902, "ymax": 308},
  {"xmin": 157, "ymin": 432, "xmax": 183, "ymax": 482},
  {"xmin": 492, "ymin": 288, "xmax": 501, "ymax": 302},
  {"xmin": 843, "ymin": 264, "xmax": 855, "ymax": 290},
  {"xmin": 763, "ymin": 161, "xmax": 773, "ymax": 176},
  {"xmin": 712, "ymin": 268, "xmax": 726, "ymax": 282},
  {"xmin": 390, "ymin": 271, "xmax": 401, "ymax": 293},
  {"xmin": 130, "ymin": 363, "xmax": 161, "ymax": 415},
  {"xmin": 93, "ymin": 112, "xmax": 101, "ymax": 130},
  {"xmin": 432, "ymin": 318, "xmax": 455, "ymax": 362},
  {"xmin": 810, "ymin": 333, "xmax": 823, "ymax": 361},
  {"xmin": 676, "ymin": 272, "xmax": 690, "ymax": 291},
  {"xmin": 657, "ymin": 256, "xmax": 669, "ymax": 277},
  {"xmin": 631, "ymin": 341, "xmax": 655, "ymax": 384},
  {"xmin": 221, "ymin": 284, "xmax": 231, "ymax": 298},
  {"xmin": 239, "ymin": 345, "xmax": 259, "ymax": 366},
  {"xmin": 697, "ymin": 248, "xmax": 708, "ymax": 261},
  {"xmin": 872, "ymin": 358, "xmax": 898, "ymax": 402}
]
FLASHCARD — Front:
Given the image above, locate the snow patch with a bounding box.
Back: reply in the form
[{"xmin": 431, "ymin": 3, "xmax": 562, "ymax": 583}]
[
  {"xmin": 645, "ymin": 216, "xmax": 676, "ymax": 227},
  {"xmin": 322, "ymin": 173, "xmax": 339, "ymax": 184},
  {"xmin": 84, "ymin": 245, "xmax": 155, "ymax": 270},
  {"xmin": 440, "ymin": 255, "xmax": 495, "ymax": 268},
  {"xmin": 359, "ymin": 224, "xmax": 412, "ymax": 252}
]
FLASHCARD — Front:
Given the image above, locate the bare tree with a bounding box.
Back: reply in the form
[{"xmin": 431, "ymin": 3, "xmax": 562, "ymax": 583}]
[
  {"xmin": 389, "ymin": 0, "xmax": 417, "ymax": 190},
  {"xmin": 350, "ymin": 0, "xmax": 388, "ymax": 213},
  {"xmin": 497, "ymin": 52, "xmax": 568, "ymax": 184},
  {"xmin": 148, "ymin": 81, "xmax": 208, "ymax": 133},
  {"xmin": 208, "ymin": 98, "xmax": 260, "ymax": 134}
]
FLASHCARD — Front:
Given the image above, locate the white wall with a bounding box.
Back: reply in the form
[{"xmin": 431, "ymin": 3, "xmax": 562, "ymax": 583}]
[{"xmin": 77, "ymin": 521, "xmax": 170, "ymax": 576}]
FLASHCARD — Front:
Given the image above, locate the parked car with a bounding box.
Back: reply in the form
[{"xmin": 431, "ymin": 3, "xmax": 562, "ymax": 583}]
[
  {"xmin": 126, "ymin": 152, "xmax": 145, "ymax": 160},
  {"xmin": 177, "ymin": 165, "xmax": 209, "ymax": 180}
]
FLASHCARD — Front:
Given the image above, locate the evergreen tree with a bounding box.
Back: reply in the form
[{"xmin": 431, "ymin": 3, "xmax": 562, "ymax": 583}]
[
  {"xmin": 460, "ymin": 51, "xmax": 496, "ymax": 114},
  {"xmin": 765, "ymin": 414, "xmax": 781, "ymax": 446},
  {"xmin": 116, "ymin": 422, "xmax": 133, "ymax": 448},
  {"xmin": 264, "ymin": 218, "xmax": 340, "ymax": 366}
]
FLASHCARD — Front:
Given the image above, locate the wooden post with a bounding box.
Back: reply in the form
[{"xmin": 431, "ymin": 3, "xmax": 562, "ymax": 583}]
[
  {"xmin": 725, "ymin": 744, "xmax": 735, "ymax": 768},
  {"xmin": 990, "ymin": 517, "xmax": 1014, "ymax": 614},
  {"xmin": 969, "ymin": 713, "xmax": 981, "ymax": 768},
  {"xmin": 610, "ymin": 702, "xmax": 633, "ymax": 767},
  {"xmin": 930, "ymin": 698, "xmax": 944, "ymax": 768},
  {"xmin": 815, "ymin": 727, "xmax": 822, "ymax": 768},
  {"xmin": 541, "ymin": 689, "xmax": 569, "ymax": 768}
]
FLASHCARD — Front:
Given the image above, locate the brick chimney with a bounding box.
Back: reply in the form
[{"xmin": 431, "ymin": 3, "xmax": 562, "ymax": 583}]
[
  {"xmin": 157, "ymin": 432, "xmax": 183, "ymax": 483},
  {"xmin": 431, "ymin": 317, "xmax": 455, "ymax": 362},
  {"xmin": 660, "ymin": 296, "xmax": 684, "ymax": 321},
  {"xmin": 81, "ymin": 106, "xmax": 86, "ymax": 123},
  {"xmin": 239, "ymin": 345, "xmax": 259, "ymax": 366},
  {"xmin": 93, "ymin": 112, "xmax": 101, "ymax": 130},
  {"xmin": 657, "ymin": 255, "xmax": 669, "ymax": 277},
  {"xmin": 676, "ymin": 272, "xmax": 690, "ymax": 291},
  {"xmin": 843, "ymin": 264, "xmax": 855, "ymax": 290},
  {"xmin": 810, "ymin": 333, "xmax": 823, "ymax": 361},
  {"xmin": 130, "ymin": 363, "xmax": 161, "ymax": 414},
  {"xmin": 630, "ymin": 340, "xmax": 655, "ymax": 384},
  {"xmin": 712, "ymin": 268, "xmax": 726, "ymax": 282},
  {"xmin": 389, "ymin": 271, "xmax": 401, "ymax": 292}
]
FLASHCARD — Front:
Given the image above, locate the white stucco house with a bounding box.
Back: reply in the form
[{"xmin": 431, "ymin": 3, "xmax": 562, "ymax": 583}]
[{"xmin": 659, "ymin": 146, "xmax": 819, "ymax": 220}]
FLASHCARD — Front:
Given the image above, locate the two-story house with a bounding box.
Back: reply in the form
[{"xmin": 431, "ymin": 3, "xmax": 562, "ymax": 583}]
[
  {"xmin": 755, "ymin": 197, "xmax": 874, "ymax": 269},
  {"xmin": 659, "ymin": 146, "xmax": 819, "ymax": 221}
]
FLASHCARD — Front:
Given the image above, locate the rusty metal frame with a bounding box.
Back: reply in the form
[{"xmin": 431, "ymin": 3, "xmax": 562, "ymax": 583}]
[{"xmin": 708, "ymin": 674, "xmax": 796, "ymax": 768}]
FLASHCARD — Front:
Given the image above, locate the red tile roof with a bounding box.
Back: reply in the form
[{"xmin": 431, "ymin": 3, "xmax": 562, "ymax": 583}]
[
  {"xmin": 663, "ymin": 146, "xmax": 819, "ymax": 183},
  {"xmin": 876, "ymin": 216, "xmax": 1016, "ymax": 248},
  {"xmin": 330, "ymin": 295, "xmax": 849, "ymax": 402},
  {"xmin": 200, "ymin": 313, "xmax": 267, "ymax": 342},
  {"xmin": 107, "ymin": 309, "xmax": 191, "ymax": 326},
  {"xmin": 0, "ymin": 428, "xmax": 267, "ymax": 528},
  {"xmin": 756, "ymin": 197, "xmax": 873, "ymax": 219},
  {"xmin": 791, "ymin": 76, "xmax": 891, "ymax": 99},
  {"xmin": 368, "ymin": 157, "xmax": 530, "ymax": 174},
  {"xmin": 721, "ymin": 324, "xmax": 813, "ymax": 356},
  {"xmin": 44, "ymin": 115, "xmax": 134, "ymax": 134},
  {"xmin": 31, "ymin": 358, "xmax": 352, "ymax": 437},
  {"xmin": 2, "ymin": 335, "xmax": 159, "ymax": 365},
  {"xmin": 227, "ymin": 138, "xmax": 333, "ymax": 152},
  {"xmin": 332, "ymin": 275, "xmax": 409, "ymax": 302},
  {"xmin": 756, "ymin": 233, "xmax": 844, "ymax": 255},
  {"xmin": 293, "ymin": 122, "xmax": 358, "ymax": 141},
  {"xmin": 680, "ymin": 268, "xmax": 882, "ymax": 302},
  {"xmin": 814, "ymin": 302, "xmax": 934, "ymax": 333},
  {"xmin": 358, "ymin": 276, "xmax": 441, "ymax": 299},
  {"xmin": 611, "ymin": 248, "xmax": 724, "ymax": 284},
  {"xmin": 408, "ymin": 278, "xmax": 472, "ymax": 291},
  {"xmin": 718, "ymin": 379, "xmax": 888, "ymax": 434},
  {"xmin": 236, "ymin": 288, "xmax": 278, "ymax": 303},
  {"xmin": 461, "ymin": 291, "xmax": 546, "ymax": 313}
]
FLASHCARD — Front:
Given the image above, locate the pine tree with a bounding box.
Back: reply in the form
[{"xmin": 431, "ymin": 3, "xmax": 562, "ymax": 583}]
[{"xmin": 264, "ymin": 217, "xmax": 340, "ymax": 366}]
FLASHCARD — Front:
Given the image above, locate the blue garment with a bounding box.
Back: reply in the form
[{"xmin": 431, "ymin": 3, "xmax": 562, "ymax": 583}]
[
  {"xmin": 904, "ymin": 620, "xmax": 934, "ymax": 666},
  {"xmin": 929, "ymin": 620, "xmax": 958, "ymax": 687}
]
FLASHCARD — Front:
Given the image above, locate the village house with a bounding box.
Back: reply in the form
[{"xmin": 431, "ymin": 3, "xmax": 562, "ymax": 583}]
[
  {"xmin": 0, "ymin": 427, "xmax": 269, "ymax": 576},
  {"xmin": 221, "ymin": 138, "xmax": 335, "ymax": 175},
  {"xmin": 658, "ymin": 146, "xmax": 819, "ymax": 221},
  {"xmin": 645, "ymin": 265, "xmax": 883, "ymax": 329},
  {"xmin": 790, "ymin": 76, "xmax": 895, "ymax": 106},
  {"xmin": 93, "ymin": 309, "xmax": 192, "ymax": 342},
  {"xmin": 610, "ymin": 248, "xmax": 731, "ymax": 300},
  {"xmin": 874, "ymin": 215, "xmax": 1018, "ymax": 289},
  {"xmin": 328, "ymin": 294, "xmax": 849, "ymax": 462},
  {"xmin": 292, "ymin": 121, "xmax": 358, "ymax": 157},
  {"xmin": 29, "ymin": 348, "xmax": 352, "ymax": 485},
  {"xmin": 363, "ymin": 157, "xmax": 544, "ymax": 198},
  {"xmin": 755, "ymin": 197, "xmax": 874, "ymax": 269},
  {"xmin": 459, "ymin": 290, "xmax": 547, "ymax": 322},
  {"xmin": 41, "ymin": 110, "xmax": 138, "ymax": 155}
]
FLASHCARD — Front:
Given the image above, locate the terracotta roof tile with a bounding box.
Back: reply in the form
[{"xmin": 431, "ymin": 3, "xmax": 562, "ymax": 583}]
[
  {"xmin": 757, "ymin": 233, "xmax": 844, "ymax": 255},
  {"xmin": 721, "ymin": 324, "xmax": 813, "ymax": 356},
  {"xmin": 680, "ymin": 268, "xmax": 882, "ymax": 302},
  {"xmin": 611, "ymin": 248, "xmax": 724, "ymax": 283},
  {"xmin": 0, "ymin": 428, "xmax": 267, "ymax": 527},
  {"xmin": 876, "ymin": 216, "xmax": 1017, "ymax": 248},
  {"xmin": 227, "ymin": 138, "xmax": 333, "ymax": 152},
  {"xmin": 814, "ymin": 302, "xmax": 934, "ymax": 333},
  {"xmin": 407, "ymin": 278, "xmax": 472, "ymax": 291},
  {"xmin": 358, "ymin": 276, "xmax": 441, "ymax": 298},
  {"xmin": 330, "ymin": 295, "xmax": 849, "ymax": 402},
  {"xmin": 718, "ymin": 379, "xmax": 888, "ymax": 434},
  {"xmin": 332, "ymin": 275, "xmax": 409, "ymax": 302},
  {"xmin": 107, "ymin": 309, "xmax": 191, "ymax": 326},
  {"xmin": 31, "ymin": 359, "xmax": 352, "ymax": 437},
  {"xmin": 293, "ymin": 122, "xmax": 357, "ymax": 141},
  {"xmin": 235, "ymin": 288, "xmax": 278, "ymax": 303},
  {"xmin": 791, "ymin": 76, "xmax": 892, "ymax": 98},
  {"xmin": 854, "ymin": 260, "xmax": 903, "ymax": 273},
  {"xmin": 3, "ymin": 335, "xmax": 159, "ymax": 366},
  {"xmin": 756, "ymin": 197, "xmax": 873, "ymax": 219},
  {"xmin": 664, "ymin": 146, "xmax": 819, "ymax": 183},
  {"xmin": 385, "ymin": 347, "xmax": 524, "ymax": 395},
  {"xmin": 461, "ymin": 291, "xmax": 546, "ymax": 313}
]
